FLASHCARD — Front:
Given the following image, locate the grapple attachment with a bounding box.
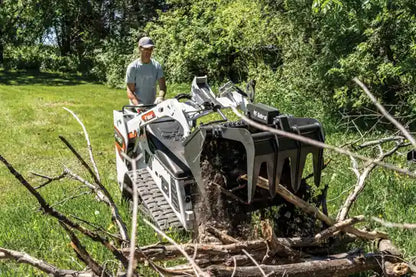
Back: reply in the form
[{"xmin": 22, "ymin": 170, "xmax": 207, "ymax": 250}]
[{"xmin": 184, "ymin": 103, "xmax": 324, "ymax": 203}]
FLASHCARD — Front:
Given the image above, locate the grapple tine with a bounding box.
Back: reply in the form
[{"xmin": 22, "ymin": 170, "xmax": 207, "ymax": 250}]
[
  {"xmin": 248, "ymin": 162, "xmax": 261, "ymax": 203},
  {"xmin": 219, "ymin": 127, "xmax": 256, "ymax": 202},
  {"xmin": 313, "ymin": 148, "xmax": 324, "ymax": 187},
  {"xmin": 275, "ymin": 155, "xmax": 284, "ymax": 193},
  {"xmin": 291, "ymin": 120, "xmax": 325, "ymax": 191},
  {"xmin": 289, "ymin": 155, "xmax": 298, "ymax": 192},
  {"xmin": 267, "ymin": 159, "xmax": 277, "ymax": 198},
  {"xmin": 294, "ymin": 151, "xmax": 308, "ymax": 192}
]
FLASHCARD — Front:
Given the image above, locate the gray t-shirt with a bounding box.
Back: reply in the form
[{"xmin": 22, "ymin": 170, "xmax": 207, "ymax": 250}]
[{"xmin": 125, "ymin": 58, "xmax": 164, "ymax": 104}]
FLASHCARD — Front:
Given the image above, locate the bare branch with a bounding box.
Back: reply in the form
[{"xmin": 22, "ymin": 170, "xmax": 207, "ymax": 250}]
[
  {"xmin": 337, "ymin": 139, "xmax": 404, "ymax": 221},
  {"xmin": 353, "ymin": 78, "xmax": 416, "ymax": 149},
  {"xmin": 63, "ymin": 107, "xmax": 101, "ymax": 183},
  {"xmin": 206, "ymin": 225, "xmax": 240, "ymax": 244},
  {"xmin": 205, "ymin": 252, "xmax": 402, "ymax": 277},
  {"xmin": 314, "ymin": 215, "xmax": 366, "ymax": 242},
  {"xmin": 0, "ymin": 155, "xmax": 130, "ymax": 269},
  {"xmin": 231, "ymin": 256, "xmax": 237, "ymax": 277},
  {"xmin": 69, "ymin": 214, "xmax": 124, "ymax": 242},
  {"xmin": 60, "ymin": 222, "xmax": 110, "ymax": 277},
  {"xmin": 119, "ymin": 152, "xmax": 143, "ymax": 277},
  {"xmin": 50, "ymin": 191, "xmax": 90, "ymax": 208},
  {"xmin": 240, "ymin": 173, "xmax": 388, "ymax": 240},
  {"xmin": 143, "ymin": 218, "xmax": 208, "ymax": 277},
  {"xmin": 242, "ymin": 249, "xmax": 267, "ymax": 277},
  {"xmin": 64, "ymin": 167, "xmax": 108, "ymax": 200},
  {"xmin": 31, "ymin": 171, "xmax": 68, "ymax": 189},
  {"xmin": 59, "ymin": 136, "xmax": 101, "ymax": 186},
  {"xmin": 372, "ymin": 217, "xmax": 416, "ymax": 230},
  {"xmin": 260, "ymin": 220, "xmax": 300, "ymax": 261},
  {"xmin": 0, "ymin": 247, "xmax": 95, "ymax": 277},
  {"xmin": 357, "ymin": 136, "xmax": 404, "ymax": 149}
]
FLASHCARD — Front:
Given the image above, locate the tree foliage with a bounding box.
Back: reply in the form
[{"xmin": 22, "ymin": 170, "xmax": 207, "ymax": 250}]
[
  {"xmin": 2, "ymin": 0, "xmax": 416, "ymax": 116},
  {"xmin": 1, "ymin": 0, "xmax": 163, "ymax": 74},
  {"xmin": 147, "ymin": 0, "xmax": 416, "ymax": 116},
  {"xmin": 146, "ymin": 0, "xmax": 280, "ymax": 83}
]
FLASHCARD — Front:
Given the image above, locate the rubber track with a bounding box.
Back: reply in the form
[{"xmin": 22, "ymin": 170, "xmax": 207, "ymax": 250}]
[{"xmin": 127, "ymin": 169, "xmax": 183, "ymax": 232}]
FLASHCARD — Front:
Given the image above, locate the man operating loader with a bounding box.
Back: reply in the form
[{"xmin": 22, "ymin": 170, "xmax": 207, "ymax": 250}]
[{"xmin": 125, "ymin": 36, "xmax": 166, "ymax": 105}]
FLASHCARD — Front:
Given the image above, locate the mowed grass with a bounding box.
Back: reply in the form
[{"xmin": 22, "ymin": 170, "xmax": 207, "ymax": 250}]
[
  {"xmin": 0, "ymin": 70, "xmax": 416, "ymax": 276},
  {"xmin": 0, "ymin": 70, "xmax": 190, "ymax": 276}
]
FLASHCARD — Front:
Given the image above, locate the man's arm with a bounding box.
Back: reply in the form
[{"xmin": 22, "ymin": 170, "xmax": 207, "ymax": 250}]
[
  {"xmin": 154, "ymin": 77, "xmax": 167, "ymax": 104},
  {"xmin": 158, "ymin": 77, "xmax": 167, "ymax": 98},
  {"xmin": 127, "ymin": 83, "xmax": 139, "ymax": 105}
]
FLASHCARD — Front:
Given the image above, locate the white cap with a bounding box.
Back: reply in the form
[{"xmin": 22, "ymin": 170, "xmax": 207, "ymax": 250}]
[{"xmin": 138, "ymin": 37, "xmax": 154, "ymax": 48}]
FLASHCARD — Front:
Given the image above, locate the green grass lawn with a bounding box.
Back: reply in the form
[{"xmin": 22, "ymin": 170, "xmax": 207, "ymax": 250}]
[
  {"xmin": 0, "ymin": 70, "xmax": 190, "ymax": 276},
  {"xmin": 0, "ymin": 70, "xmax": 415, "ymax": 276}
]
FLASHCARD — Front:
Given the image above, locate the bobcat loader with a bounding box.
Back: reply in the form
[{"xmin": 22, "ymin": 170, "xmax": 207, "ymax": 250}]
[{"xmin": 113, "ymin": 76, "xmax": 324, "ymax": 231}]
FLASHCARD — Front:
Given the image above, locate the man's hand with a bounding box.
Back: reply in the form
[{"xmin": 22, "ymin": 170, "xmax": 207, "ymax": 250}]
[
  {"xmin": 127, "ymin": 83, "xmax": 139, "ymax": 105},
  {"xmin": 154, "ymin": 96, "xmax": 164, "ymax": 104}
]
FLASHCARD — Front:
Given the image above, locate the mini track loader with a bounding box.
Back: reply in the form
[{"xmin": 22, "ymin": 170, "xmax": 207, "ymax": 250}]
[{"xmin": 113, "ymin": 76, "xmax": 325, "ymax": 231}]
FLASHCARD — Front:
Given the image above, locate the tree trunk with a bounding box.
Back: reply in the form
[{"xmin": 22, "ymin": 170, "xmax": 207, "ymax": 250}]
[
  {"xmin": 0, "ymin": 40, "xmax": 3, "ymax": 67},
  {"xmin": 0, "ymin": 29, "xmax": 4, "ymax": 66}
]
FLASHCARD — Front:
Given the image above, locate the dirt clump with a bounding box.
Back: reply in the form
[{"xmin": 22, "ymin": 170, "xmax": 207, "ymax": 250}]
[{"xmin": 192, "ymin": 137, "xmax": 323, "ymax": 243}]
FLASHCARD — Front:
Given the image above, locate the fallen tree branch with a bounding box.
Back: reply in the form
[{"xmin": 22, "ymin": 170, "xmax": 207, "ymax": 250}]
[
  {"xmin": 203, "ymin": 252, "xmax": 402, "ymax": 277},
  {"xmin": 69, "ymin": 214, "xmax": 124, "ymax": 242},
  {"xmin": 372, "ymin": 217, "xmax": 416, "ymax": 230},
  {"xmin": 241, "ymin": 173, "xmax": 388, "ymax": 240},
  {"xmin": 273, "ymin": 179, "xmax": 388, "ymax": 240},
  {"xmin": 357, "ymin": 136, "xmax": 405, "ymax": 149},
  {"xmin": 60, "ymin": 222, "xmax": 110, "ymax": 277},
  {"xmin": 314, "ymin": 215, "xmax": 365, "ymax": 242},
  {"xmin": 125, "ymin": 236, "xmax": 336, "ymax": 263},
  {"xmin": 120, "ymin": 153, "xmax": 141, "ymax": 277},
  {"xmin": 0, "ymin": 247, "xmax": 95, "ymax": 277},
  {"xmin": 242, "ymin": 249, "xmax": 267, "ymax": 277},
  {"xmin": 50, "ymin": 191, "xmax": 90, "ymax": 208},
  {"xmin": 143, "ymin": 218, "xmax": 207, "ymax": 277},
  {"xmin": 206, "ymin": 225, "xmax": 240, "ymax": 244},
  {"xmin": 0, "ymin": 155, "xmax": 130, "ymax": 269},
  {"xmin": 260, "ymin": 220, "xmax": 301, "ymax": 262}
]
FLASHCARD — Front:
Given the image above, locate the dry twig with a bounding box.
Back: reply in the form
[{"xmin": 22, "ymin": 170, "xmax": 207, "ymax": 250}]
[
  {"xmin": 31, "ymin": 171, "xmax": 68, "ymax": 189},
  {"xmin": 372, "ymin": 217, "xmax": 416, "ymax": 230},
  {"xmin": 60, "ymin": 222, "xmax": 110, "ymax": 277},
  {"xmin": 63, "ymin": 107, "xmax": 101, "ymax": 182},
  {"xmin": 0, "ymin": 247, "xmax": 95, "ymax": 277},
  {"xmin": 143, "ymin": 218, "xmax": 207, "ymax": 277},
  {"xmin": 242, "ymin": 249, "xmax": 267, "ymax": 277},
  {"xmin": 314, "ymin": 215, "xmax": 365, "ymax": 242},
  {"xmin": 121, "ymin": 152, "xmax": 141, "ymax": 277},
  {"xmin": 353, "ymin": 78, "xmax": 416, "ymax": 149}
]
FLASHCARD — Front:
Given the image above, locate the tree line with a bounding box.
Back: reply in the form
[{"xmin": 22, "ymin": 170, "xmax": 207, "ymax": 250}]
[{"xmin": 1, "ymin": 0, "xmax": 416, "ymax": 117}]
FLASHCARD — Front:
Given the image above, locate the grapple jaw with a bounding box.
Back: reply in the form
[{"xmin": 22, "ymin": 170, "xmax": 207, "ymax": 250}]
[{"xmin": 184, "ymin": 103, "xmax": 324, "ymax": 204}]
